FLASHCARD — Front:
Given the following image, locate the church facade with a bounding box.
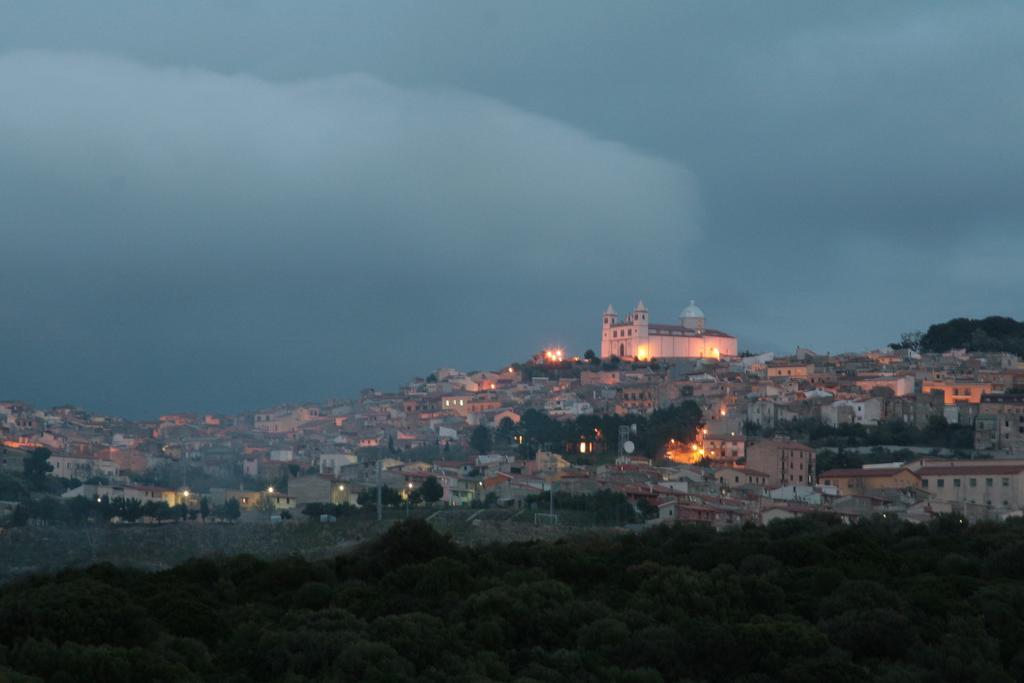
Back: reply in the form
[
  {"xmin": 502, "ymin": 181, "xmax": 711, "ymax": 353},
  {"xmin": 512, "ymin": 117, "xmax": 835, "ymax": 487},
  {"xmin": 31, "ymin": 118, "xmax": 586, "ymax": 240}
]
[{"xmin": 600, "ymin": 301, "xmax": 737, "ymax": 361}]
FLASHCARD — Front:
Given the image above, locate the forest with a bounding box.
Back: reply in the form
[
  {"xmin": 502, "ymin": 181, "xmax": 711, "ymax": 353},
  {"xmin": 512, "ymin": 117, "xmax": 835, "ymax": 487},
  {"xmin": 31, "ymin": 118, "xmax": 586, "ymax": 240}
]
[
  {"xmin": 911, "ymin": 316, "xmax": 1024, "ymax": 355},
  {"xmin": 3, "ymin": 515, "xmax": 1024, "ymax": 682}
]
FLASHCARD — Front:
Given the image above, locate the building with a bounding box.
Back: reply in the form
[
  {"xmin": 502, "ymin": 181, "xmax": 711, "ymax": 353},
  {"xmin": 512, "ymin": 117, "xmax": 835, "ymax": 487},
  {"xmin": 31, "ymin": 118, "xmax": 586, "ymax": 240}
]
[
  {"xmin": 821, "ymin": 397, "xmax": 884, "ymax": 427},
  {"xmin": 921, "ymin": 380, "xmax": 994, "ymax": 406},
  {"xmin": 703, "ymin": 434, "xmax": 745, "ymax": 461},
  {"xmin": 745, "ymin": 439, "xmax": 816, "ymax": 488},
  {"xmin": 917, "ymin": 462, "xmax": 1024, "ymax": 510},
  {"xmin": 820, "ymin": 466, "xmax": 922, "ymax": 495},
  {"xmin": 0, "ymin": 446, "xmax": 26, "ymax": 474},
  {"xmin": 974, "ymin": 394, "xmax": 1024, "ymax": 455},
  {"xmin": 855, "ymin": 374, "xmax": 915, "ymax": 397},
  {"xmin": 766, "ymin": 362, "xmax": 814, "ymax": 380},
  {"xmin": 600, "ymin": 301, "xmax": 737, "ymax": 361}
]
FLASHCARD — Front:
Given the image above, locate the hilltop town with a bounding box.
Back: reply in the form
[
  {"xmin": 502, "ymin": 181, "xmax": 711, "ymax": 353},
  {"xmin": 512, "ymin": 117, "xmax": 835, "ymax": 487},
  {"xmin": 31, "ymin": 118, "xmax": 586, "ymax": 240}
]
[{"xmin": 3, "ymin": 303, "xmax": 1024, "ymax": 531}]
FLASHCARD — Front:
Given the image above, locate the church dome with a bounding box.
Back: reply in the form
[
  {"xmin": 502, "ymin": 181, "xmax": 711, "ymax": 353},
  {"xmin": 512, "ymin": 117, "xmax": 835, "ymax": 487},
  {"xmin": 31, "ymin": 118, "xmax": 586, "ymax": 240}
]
[{"xmin": 681, "ymin": 300, "xmax": 704, "ymax": 319}]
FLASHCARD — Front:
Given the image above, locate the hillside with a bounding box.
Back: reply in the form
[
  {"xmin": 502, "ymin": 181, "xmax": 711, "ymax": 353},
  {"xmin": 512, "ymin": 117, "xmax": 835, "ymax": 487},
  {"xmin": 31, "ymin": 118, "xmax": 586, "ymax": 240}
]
[{"xmin": 3, "ymin": 516, "xmax": 1024, "ymax": 681}]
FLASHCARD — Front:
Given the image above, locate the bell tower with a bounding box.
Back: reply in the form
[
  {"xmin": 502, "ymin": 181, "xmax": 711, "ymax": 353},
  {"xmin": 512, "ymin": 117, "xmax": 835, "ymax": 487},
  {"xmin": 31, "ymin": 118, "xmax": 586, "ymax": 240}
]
[{"xmin": 601, "ymin": 305, "xmax": 617, "ymax": 358}]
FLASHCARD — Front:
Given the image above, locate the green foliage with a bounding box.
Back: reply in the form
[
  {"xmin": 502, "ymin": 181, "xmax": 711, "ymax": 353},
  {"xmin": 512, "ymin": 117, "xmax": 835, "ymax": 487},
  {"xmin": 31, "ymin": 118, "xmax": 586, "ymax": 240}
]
[
  {"xmin": 23, "ymin": 449, "xmax": 53, "ymax": 491},
  {"xmin": 357, "ymin": 486, "xmax": 402, "ymax": 507},
  {"xmin": 419, "ymin": 476, "xmax": 443, "ymax": 503},
  {"xmin": 6, "ymin": 495, "xmax": 184, "ymax": 527},
  {"xmin": 749, "ymin": 416, "xmax": 976, "ymax": 452},
  {"xmin": 469, "ymin": 425, "xmax": 492, "ymax": 454},
  {"xmin": 301, "ymin": 502, "xmax": 358, "ymax": 519},
  {"xmin": 4, "ymin": 518, "xmax": 1024, "ymax": 680},
  {"xmin": 213, "ymin": 498, "xmax": 240, "ymax": 520},
  {"xmin": 919, "ymin": 316, "xmax": 1024, "ymax": 355},
  {"xmin": 517, "ymin": 401, "xmax": 703, "ymax": 457}
]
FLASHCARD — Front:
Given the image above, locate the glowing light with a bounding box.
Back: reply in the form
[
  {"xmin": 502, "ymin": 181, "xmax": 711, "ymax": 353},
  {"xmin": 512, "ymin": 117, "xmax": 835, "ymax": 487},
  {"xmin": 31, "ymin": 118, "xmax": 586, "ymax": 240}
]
[
  {"xmin": 636, "ymin": 345, "xmax": 650, "ymax": 362},
  {"xmin": 543, "ymin": 348, "xmax": 565, "ymax": 363},
  {"xmin": 579, "ymin": 441, "xmax": 587, "ymax": 454},
  {"xmin": 267, "ymin": 486, "xmax": 275, "ymax": 494},
  {"xmin": 182, "ymin": 490, "xmax": 190, "ymax": 498},
  {"xmin": 338, "ymin": 485, "xmax": 345, "ymax": 491}
]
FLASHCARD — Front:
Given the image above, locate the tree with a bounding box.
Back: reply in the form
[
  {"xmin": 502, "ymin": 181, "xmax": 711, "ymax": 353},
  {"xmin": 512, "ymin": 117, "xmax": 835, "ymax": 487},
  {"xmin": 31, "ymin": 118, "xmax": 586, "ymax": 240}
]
[
  {"xmin": 358, "ymin": 486, "xmax": 402, "ymax": 507},
  {"xmin": 496, "ymin": 417, "xmax": 516, "ymax": 443},
  {"xmin": 889, "ymin": 331, "xmax": 922, "ymax": 352},
  {"xmin": 215, "ymin": 498, "xmax": 241, "ymax": 520},
  {"xmin": 199, "ymin": 497, "xmax": 210, "ymax": 520},
  {"xmin": 420, "ymin": 476, "xmax": 444, "ymax": 504},
  {"xmin": 23, "ymin": 448, "xmax": 53, "ymax": 490},
  {"xmin": 584, "ymin": 349, "xmax": 597, "ymax": 362},
  {"xmin": 470, "ymin": 425, "xmax": 492, "ymax": 454}
]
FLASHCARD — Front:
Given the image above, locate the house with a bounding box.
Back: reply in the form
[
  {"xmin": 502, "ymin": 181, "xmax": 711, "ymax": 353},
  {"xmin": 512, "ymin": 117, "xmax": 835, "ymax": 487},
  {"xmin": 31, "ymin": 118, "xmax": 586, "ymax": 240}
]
[
  {"xmin": 712, "ymin": 466, "xmax": 769, "ymax": 490},
  {"xmin": 819, "ymin": 466, "xmax": 922, "ymax": 495},
  {"xmin": 916, "ymin": 462, "xmax": 1024, "ymax": 510},
  {"xmin": 745, "ymin": 438, "xmax": 816, "ymax": 488}
]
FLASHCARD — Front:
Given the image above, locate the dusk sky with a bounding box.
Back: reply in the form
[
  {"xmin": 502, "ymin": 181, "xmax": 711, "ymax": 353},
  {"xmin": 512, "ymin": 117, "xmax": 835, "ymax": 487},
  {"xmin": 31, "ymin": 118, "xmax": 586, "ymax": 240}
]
[{"xmin": 2, "ymin": 1, "xmax": 1022, "ymax": 418}]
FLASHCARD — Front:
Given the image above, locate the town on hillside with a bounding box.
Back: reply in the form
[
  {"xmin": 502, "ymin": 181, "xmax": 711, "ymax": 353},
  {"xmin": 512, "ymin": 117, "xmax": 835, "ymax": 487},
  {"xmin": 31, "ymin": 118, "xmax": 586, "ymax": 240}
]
[{"xmin": 3, "ymin": 303, "xmax": 1024, "ymax": 529}]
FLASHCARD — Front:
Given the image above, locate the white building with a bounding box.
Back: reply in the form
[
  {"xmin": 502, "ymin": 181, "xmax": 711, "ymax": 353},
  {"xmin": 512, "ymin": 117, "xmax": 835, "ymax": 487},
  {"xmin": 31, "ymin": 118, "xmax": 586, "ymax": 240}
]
[{"xmin": 600, "ymin": 301, "xmax": 737, "ymax": 361}]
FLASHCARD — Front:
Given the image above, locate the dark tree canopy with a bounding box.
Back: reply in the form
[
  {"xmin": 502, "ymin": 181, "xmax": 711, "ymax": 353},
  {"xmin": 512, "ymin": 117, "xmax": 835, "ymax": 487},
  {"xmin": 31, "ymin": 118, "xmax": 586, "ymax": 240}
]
[
  {"xmin": 22, "ymin": 448, "xmax": 53, "ymax": 490},
  {"xmin": 3, "ymin": 517, "xmax": 1024, "ymax": 681},
  {"xmin": 420, "ymin": 476, "xmax": 444, "ymax": 503},
  {"xmin": 919, "ymin": 316, "xmax": 1024, "ymax": 355},
  {"xmin": 469, "ymin": 425, "xmax": 492, "ymax": 454}
]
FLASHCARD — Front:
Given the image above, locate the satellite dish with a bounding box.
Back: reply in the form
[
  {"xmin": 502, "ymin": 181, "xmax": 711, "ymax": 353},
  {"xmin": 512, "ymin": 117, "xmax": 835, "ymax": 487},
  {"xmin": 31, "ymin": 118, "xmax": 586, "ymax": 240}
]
[{"xmin": 623, "ymin": 440, "xmax": 635, "ymax": 454}]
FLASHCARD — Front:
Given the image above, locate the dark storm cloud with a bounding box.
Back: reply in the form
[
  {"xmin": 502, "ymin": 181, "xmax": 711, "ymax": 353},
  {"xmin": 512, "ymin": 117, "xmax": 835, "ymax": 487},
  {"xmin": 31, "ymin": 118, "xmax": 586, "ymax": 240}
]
[
  {"xmin": 0, "ymin": 50, "xmax": 697, "ymax": 416},
  {"xmin": 0, "ymin": 1, "xmax": 1022, "ymax": 415}
]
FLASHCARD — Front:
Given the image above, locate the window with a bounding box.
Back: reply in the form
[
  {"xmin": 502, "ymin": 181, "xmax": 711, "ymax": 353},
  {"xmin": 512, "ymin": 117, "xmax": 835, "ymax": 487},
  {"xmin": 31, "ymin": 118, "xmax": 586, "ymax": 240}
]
[
  {"xmin": 969, "ymin": 478, "xmax": 977, "ymax": 488},
  {"xmin": 986, "ymin": 478, "xmax": 994, "ymax": 487},
  {"xmin": 923, "ymin": 479, "xmax": 929, "ymax": 488},
  {"xmin": 937, "ymin": 479, "xmax": 945, "ymax": 488},
  {"xmin": 953, "ymin": 479, "xmax": 961, "ymax": 488},
  {"xmin": 1003, "ymin": 478, "xmax": 1010, "ymax": 487}
]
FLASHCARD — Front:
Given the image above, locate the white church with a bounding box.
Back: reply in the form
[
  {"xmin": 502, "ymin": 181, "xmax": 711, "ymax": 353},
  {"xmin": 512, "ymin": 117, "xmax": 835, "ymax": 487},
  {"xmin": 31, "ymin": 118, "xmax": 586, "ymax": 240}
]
[{"xmin": 600, "ymin": 300, "xmax": 737, "ymax": 361}]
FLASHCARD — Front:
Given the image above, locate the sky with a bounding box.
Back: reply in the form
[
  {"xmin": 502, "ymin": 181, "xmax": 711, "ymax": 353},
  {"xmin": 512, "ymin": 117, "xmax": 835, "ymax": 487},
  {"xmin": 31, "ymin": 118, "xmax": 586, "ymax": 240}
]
[{"xmin": 1, "ymin": 1, "xmax": 1022, "ymax": 418}]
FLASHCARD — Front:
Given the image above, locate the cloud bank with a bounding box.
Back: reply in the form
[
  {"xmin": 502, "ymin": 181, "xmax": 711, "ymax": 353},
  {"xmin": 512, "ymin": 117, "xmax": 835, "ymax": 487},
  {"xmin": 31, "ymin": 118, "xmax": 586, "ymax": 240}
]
[{"xmin": 0, "ymin": 51, "xmax": 700, "ymax": 416}]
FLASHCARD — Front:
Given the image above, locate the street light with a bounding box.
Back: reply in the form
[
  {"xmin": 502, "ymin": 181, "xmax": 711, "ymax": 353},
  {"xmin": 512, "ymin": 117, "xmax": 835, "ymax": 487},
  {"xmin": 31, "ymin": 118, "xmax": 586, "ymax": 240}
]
[{"xmin": 267, "ymin": 486, "xmax": 274, "ymax": 494}]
